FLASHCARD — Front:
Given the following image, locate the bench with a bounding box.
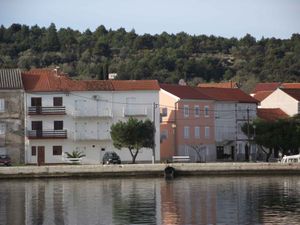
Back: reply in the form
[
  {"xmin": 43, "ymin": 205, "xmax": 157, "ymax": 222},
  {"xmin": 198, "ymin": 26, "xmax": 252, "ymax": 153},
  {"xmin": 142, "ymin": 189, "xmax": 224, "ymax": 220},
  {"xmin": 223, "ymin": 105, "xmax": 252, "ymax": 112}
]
[{"xmin": 172, "ymin": 156, "xmax": 190, "ymax": 163}]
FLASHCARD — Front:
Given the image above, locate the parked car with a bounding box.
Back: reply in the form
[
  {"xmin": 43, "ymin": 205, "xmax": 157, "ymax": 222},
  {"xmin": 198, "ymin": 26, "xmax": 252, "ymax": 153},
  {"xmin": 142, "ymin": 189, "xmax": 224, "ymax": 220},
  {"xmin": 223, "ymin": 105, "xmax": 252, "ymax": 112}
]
[
  {"xmin": 102, "ymin": 152, "xmax": 121, "ymax": 165},
  {"xmin": 0, "ymin": 155, "xmax": 11, "ymax": 166}
]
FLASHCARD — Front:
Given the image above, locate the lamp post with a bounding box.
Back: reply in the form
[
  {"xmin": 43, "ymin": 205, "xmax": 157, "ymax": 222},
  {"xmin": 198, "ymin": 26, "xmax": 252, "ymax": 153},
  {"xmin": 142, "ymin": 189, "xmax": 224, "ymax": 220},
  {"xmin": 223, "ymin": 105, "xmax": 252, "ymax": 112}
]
[{"xmin": 253, "ymin": 124, "xmax": 256, "ymax": 161}]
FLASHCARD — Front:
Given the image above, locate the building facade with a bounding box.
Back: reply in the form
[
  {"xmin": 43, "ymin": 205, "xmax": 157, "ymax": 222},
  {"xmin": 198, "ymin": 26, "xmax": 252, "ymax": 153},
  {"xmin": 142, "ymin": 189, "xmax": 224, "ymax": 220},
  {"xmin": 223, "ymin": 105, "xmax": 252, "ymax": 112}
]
[
  {"xmin": 198, "ymin": 88, "xmax": 258, "ymax": 161},
  {"xmin": 160, "ymin": 84, "xmax": 215, "ymax": 162},
  {"xmin": 0, "ymin": 69, "xmax": 25, "ymax": 164},
  {"xmin": 22, "ymin": 69, "xmax": 160, "ymax": 164},
  {"xmin": 260, "ymin": 88, "xmax": 300, "ymax": 116}
]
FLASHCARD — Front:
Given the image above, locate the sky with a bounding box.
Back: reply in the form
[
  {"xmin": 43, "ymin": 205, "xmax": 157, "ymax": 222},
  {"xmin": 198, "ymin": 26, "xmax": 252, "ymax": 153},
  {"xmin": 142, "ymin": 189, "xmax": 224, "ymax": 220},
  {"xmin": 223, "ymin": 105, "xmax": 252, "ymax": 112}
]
[{"xmin": 0, "ymin": 0, "xmax": 299, "ymax": 39}]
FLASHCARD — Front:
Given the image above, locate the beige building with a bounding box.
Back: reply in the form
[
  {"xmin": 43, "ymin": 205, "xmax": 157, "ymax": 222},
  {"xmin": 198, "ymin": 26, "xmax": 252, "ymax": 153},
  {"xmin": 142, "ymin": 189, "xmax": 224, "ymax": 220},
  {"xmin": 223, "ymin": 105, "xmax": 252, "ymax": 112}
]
[
  {"xmin": 0, "ymin": 69, "xmax": 25, "ymax": 163},
  {"xmin": 260, "ymin": 88, "xmax": 300, "ymax": 116}
]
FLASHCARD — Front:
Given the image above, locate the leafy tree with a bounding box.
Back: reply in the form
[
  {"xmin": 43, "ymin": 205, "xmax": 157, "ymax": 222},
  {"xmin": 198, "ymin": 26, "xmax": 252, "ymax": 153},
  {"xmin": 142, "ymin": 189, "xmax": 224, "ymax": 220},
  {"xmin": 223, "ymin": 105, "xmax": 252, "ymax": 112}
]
[
  {"xmin": 42, "ymin": 23, "xmax": 60, "ymax": 51},
  {"xmin": 242, "ymin": 116, "xmax": 300, "ymax": 161},
  {"xmin": 110, "ymin": 118, "xmax": 154, "ymax": 163}
]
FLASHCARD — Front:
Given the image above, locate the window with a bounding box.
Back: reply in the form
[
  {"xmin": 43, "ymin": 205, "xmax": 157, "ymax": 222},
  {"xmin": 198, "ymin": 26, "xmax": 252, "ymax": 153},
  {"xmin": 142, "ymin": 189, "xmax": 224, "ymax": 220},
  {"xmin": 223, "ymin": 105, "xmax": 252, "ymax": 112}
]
[
  {"xmin": 160, "ymin": 130, "xmax": 168, "ymax": 142},
  {"xmin": 205, "ymin": 126, "xmax": 210, "ymax": 138},
  {"xmin": 161, "ymin": 107, "xmax": 168, "ymax": 117},
  {"xmin": 194, "ymin": 105, "xmax": 200, "ymax": 117},
  {"xmin": 204, "ymin": 106, "xmax": 209, "ymax": 117},
  {"xmin": 32, "ymin": 121, "xmax": 43, "ymax": 130},
  {"xmin": 0, "ymin": 99, "xmax": 4, "ymax": 112},
  {"xmin": 54, "ymin": 121, "xmax": 63, "ymax": 130},
  {"xmin": 31, "ymin": 146, "xmax": 36, "ymax": 156},
  {"xmin": 195, "ymin": 126, "xmax": 200, "ymax": 138},
  {"xmin": 31, "ymin": 97, "xmax": 42, "ymax": 107},
  {"xmin": 53, "ymin": 97, "xmax": 63, "ymax": 106},
  {"xmin": 53, "ymin": 146, "xmax": 62, "ymax": 155},
  {"xmin": 184, "ymin": 105, "xmax": 189, "ymax": 117},
  {"xmin": 184, "ymin": 126, "xmax": 190, "ymax": 139}
]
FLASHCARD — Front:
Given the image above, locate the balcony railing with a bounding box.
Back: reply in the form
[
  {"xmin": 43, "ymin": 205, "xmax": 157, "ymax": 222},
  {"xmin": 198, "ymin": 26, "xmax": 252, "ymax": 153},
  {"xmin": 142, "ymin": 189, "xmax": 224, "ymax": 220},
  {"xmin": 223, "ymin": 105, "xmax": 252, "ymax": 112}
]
[
  {"xmin": 71, "ymin": 108, "xmax": 112, "ymax": 118},
  {"xmin": 72, "ymin": 132, "xmax": 111, "ymax": 141},
  {"xmin": 27, "ymin": 130, "xmax": 67, "ymax": 139},
  {"xmin": 123, "ymin": 107, "xmax": 148, "ymax": 117},
  {"xmin": 28, "ymin": 106, "xmax": 66, "ymax": 115}
]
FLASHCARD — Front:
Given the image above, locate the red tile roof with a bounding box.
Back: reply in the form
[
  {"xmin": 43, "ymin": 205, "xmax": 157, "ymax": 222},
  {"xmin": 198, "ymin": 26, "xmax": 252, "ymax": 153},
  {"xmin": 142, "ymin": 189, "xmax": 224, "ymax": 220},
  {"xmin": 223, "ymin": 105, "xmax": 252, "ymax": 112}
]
[
  {"xmin": 252, "ymin": 82, "xmax": 281, "ymax": 93},
  {"xmin": 281, "ymin": 89, "xmax": 300, "ymax": 101},
  {"xmin": 22, "ymin": 69, "xmax": 159, "ymax": 92},
  {"xmin": 160, "ymin": 84, "xmax": 212, "ymax": 100},
  {"xmin": 281, "ymin": 83, "xmax": 300, "ymax": 89},
  {"xmin": 198, "ymin": 81, "xmax": 239, "ymax": 89},
  {"xmin": 257, "ymin": 108, "xmax": 289, "ymax": 121},
  {"xmin": 197, "ymin": 87, "xmax": 259, "ymax": 103},
  {"xmin": 252, "ymin": 91, "xmax": 273, "ymax": 102}
]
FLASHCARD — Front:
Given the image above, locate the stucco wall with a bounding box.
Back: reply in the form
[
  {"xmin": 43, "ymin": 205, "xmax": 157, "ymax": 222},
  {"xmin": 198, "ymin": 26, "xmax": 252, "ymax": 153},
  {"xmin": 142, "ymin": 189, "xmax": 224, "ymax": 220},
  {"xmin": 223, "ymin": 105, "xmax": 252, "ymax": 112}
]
[
  {"xmin": 0, "ymin": 89, "xmax": 24, "ymax": 163},
  {"xmin": 25, "ymin": 90, "xmax": 160, "ymax": 164}
]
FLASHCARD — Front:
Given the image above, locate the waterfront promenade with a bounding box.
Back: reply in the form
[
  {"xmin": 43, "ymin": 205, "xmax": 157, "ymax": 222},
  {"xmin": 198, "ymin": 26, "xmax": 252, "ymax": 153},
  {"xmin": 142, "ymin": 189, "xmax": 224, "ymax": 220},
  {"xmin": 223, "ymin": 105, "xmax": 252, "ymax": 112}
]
[{"xmin": 1, "ymin": 163, "xmax": 300, "ymax": 179}]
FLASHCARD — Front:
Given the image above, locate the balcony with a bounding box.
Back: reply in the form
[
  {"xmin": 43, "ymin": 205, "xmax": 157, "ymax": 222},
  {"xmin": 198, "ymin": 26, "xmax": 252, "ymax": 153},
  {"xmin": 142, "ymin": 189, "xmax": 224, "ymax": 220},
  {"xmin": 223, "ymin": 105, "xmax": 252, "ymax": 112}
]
[
  {"xmin": 27, "ymin": 130, "xmax": 67, "ymax": 139},
  {"xmin": 123, "ymin": 107, "xmax": 148, "ymax": 117},
  {"xmin": 28, "ymin": 106, "xmax": 66, "ymax": 115},
  {"xmin": 71, "ymin": 108, "xmax": 112, "ymax": 118},
  {"xmin": 72, "ymin": 132, "xmax": 111, "ymax": 141}
]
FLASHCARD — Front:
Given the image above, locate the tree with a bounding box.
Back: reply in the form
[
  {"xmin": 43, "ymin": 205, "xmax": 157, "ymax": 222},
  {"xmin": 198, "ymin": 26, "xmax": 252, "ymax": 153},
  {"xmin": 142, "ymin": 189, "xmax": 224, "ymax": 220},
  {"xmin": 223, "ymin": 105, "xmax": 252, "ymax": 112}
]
[
  {"xmin": 242, "ymin": 116, "xmax": 300, "ymax": 161},
  {"xmin": 42, "ymin": 23, "xmax": 60, "ymax": 51},
  {"xmin": 110, "ymin": 118, "xmax": 154, "ymax": 163}
]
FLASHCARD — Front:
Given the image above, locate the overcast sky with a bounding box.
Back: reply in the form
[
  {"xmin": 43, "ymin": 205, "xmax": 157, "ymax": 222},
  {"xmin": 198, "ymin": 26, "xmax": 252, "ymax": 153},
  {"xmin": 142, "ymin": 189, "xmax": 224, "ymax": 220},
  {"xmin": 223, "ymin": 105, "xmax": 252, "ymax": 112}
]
[{"xmin": 0, "ymin": 0, "xmax": 299, "ymax": 39}]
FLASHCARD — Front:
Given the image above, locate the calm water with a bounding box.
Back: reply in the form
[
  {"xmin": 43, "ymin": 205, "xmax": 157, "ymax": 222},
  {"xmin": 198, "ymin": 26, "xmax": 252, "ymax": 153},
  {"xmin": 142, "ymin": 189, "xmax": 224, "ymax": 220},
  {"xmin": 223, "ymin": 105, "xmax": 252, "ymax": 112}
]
[{"xmin": 1, "ymin": 176, "xmax": 300, "ymax": 225}]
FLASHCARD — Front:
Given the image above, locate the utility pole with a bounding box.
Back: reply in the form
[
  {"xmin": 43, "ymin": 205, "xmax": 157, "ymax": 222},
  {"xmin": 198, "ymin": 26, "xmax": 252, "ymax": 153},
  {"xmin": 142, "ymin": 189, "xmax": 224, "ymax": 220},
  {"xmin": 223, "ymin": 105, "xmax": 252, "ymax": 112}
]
[
  {"xmin": 152, "ymin": 102, "xmax": 157, "ymax": 164},
  {"xmin": 246, "ymin": 107, "xmax": 250, "ymax": 162}
]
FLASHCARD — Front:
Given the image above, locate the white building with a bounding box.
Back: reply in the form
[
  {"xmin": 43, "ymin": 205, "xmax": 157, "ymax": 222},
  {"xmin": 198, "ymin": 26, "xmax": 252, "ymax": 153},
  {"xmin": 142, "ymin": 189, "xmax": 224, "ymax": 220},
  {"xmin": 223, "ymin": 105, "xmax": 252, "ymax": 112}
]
[
  {"xmin": 198, "ymin": 88, "xmax": 258, "ymax": 161},
  {"xmin": 260, "ymin": 88, "xmax": 300, "ymax": 116},
  {"xmin": 22, "ymin": 69, "xmax": 160, "ymax": 164}
]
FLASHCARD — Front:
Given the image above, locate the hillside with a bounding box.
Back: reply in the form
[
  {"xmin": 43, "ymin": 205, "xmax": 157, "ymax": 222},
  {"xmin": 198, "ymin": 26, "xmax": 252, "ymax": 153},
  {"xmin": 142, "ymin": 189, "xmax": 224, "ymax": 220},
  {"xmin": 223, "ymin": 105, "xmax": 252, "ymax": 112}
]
[{"xmin": 1, "ymin": 23, "xmax": 300, "ymax": 92}]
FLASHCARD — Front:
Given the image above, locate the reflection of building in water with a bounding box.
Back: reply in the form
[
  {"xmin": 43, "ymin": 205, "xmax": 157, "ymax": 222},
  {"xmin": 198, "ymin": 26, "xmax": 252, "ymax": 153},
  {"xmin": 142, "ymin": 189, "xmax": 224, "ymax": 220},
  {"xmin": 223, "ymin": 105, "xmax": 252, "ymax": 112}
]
[
  {"xmin": 160, "ymin": 178, "xmax": 217, "ymax": 225},
  {"xmin": 0, "ymin": 181, "xmax": 25, "ymax": 225}
]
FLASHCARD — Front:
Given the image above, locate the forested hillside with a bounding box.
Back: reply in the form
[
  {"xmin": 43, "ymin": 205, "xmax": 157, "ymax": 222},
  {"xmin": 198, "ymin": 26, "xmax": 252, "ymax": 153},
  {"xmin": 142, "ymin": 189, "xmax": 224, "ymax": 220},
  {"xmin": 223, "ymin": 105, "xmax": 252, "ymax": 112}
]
[{"xmin": 1, "ymin": 23, "xmax": 300, "ymax": 91}]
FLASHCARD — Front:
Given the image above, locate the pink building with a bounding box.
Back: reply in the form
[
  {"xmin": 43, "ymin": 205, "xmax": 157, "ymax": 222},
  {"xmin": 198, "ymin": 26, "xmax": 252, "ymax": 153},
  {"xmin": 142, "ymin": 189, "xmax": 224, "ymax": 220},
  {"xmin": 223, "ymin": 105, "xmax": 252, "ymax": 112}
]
[{"xmin": 160, "ymin": 84, "xmax": 215, "ymax": 162}]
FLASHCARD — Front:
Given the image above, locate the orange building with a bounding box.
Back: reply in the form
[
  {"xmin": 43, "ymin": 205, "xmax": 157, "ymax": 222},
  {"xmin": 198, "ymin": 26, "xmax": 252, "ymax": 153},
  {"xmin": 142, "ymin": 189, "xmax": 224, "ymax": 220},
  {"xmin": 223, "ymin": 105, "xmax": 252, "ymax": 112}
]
[{"xmin": 160, "ymin": 84, "xmax": 215, "ymax": 162}]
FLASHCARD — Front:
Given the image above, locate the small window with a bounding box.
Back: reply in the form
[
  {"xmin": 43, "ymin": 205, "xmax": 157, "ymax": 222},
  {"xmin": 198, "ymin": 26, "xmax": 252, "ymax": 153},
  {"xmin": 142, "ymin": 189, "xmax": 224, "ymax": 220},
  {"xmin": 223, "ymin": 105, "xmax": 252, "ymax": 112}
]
[
  {"xmin": 31, "ymin": 97, "xmax": 42, "ymax": 107},
  {"xmin": 184, "ymin": 105, "xmax": 189, "ymax": 117},
  {"xmin": 195, "ymin": 126, "xmax": 200, "ymax": 138},
  {"xmin": 0, "ymin": 99, "xmax": 4, "ymax": 112},
  {"xmin": 31, "ymin": 146, "xmax": 36, "ymax": 156},
  {"xmin": 205, "ymin": 126, "xmax": 210, "ymax": 138},
  {"xmin": 184, "ymin": 126, "xmax": 190, "ymax": 139},
  {"xmin": 194, "ymin": 105, "xmax": 200, "ymax": 117},
  {"xmin": 53, "ymin": 146, "xmax": 62, "ymax": 155},
  {"xmin": 204, "ymin": 106, "xmax": 209, "ymax": 117},
  {"xmin": 160, "ymin": 130, "xmax": 168, "ymax": 142},
  {"xmin": 53, "ymin": 97, "xmax": 63, "ymax": 106},
  {"xmin": 161, "ymin": 108, "xmax": 168, "ymax": 117},
  {"xmin": 54, "ymin": 121, "xmax": 63, "ymax": 130}
]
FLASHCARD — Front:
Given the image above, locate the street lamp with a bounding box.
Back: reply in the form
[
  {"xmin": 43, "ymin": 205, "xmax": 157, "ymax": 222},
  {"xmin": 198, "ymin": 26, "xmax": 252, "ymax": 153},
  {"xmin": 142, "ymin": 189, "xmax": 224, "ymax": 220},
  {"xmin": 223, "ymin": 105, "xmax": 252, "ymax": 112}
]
[{"xmin": 253, "ymin": 125, "xmax": 256, "ymax": 161}]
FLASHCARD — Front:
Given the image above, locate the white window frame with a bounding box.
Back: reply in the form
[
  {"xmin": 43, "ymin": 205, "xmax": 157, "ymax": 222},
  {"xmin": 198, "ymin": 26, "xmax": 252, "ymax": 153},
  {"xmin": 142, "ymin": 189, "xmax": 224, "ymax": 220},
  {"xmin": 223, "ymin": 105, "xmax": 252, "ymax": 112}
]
[
  {"xmin": 204, "ymin": 106, "xmax": 209, "ymax": 117},
  {"xmin": 0, "ymin": 99, "xmax": 4, "ymax": 112},
  {"xmin": 184, "ymin": 105, "xmax": 189, "ymax": 118},
  {"xmin": 205, "ymin": 126, "xmax": 210, "ymax": 139},
  {"xmin": 195, "ymin": 126, "xmax": 200, "ymax": 138},
  {"xmin": 194, "ymin": 105, "xmax": 200, "ymax": 117},
  {"xmin": 184, "ymin": 126, "xmax": 190, "ymax": 139}
]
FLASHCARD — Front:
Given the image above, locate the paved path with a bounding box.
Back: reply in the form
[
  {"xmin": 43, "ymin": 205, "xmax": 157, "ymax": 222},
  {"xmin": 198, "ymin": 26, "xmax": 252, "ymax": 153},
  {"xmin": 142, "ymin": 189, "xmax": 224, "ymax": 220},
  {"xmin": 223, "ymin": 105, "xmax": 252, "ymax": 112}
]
[{"xmin": 1, "ymin": 163, "xmax": 300, "ymax": 179}]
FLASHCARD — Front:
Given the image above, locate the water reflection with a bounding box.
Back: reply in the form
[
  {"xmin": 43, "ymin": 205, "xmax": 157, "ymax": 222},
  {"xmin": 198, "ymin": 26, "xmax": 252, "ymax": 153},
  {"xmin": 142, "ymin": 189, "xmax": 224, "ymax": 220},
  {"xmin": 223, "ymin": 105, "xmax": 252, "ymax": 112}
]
[{"xmin": 0, "ymin": 176, "xmax": 300, "ymax": 225}]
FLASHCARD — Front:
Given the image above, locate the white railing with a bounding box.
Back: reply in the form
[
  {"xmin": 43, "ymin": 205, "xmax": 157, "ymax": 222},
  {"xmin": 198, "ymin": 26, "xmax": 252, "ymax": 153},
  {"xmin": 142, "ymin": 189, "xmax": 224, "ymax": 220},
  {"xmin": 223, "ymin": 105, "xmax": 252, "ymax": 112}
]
[
  {"xmin": 71, "ymin": 108, "xmax": 112, "ymax": 118},
  {"xmin": 72, "ymin": 132, "xmax": 111, "ymax": 141},
  {"xmin": 123, "ymin": 107, "xmax": 148, "ymax": 117}
]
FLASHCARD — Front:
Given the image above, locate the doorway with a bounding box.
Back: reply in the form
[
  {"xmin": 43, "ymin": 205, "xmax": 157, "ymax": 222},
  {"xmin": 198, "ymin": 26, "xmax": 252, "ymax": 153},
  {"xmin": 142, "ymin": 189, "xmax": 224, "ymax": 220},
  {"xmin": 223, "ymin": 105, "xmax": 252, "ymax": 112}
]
[{"xmin": 37, "ymin": 146, "xmax": 45, "ymax": 166}]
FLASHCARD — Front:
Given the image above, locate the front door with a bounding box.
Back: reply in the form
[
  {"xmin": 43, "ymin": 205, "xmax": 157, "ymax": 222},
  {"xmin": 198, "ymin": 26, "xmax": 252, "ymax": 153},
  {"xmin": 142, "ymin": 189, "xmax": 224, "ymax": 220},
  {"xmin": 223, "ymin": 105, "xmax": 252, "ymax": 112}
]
[{"xmin": 37, "ymin": 146, "xmax": 45, "ymax": 166}]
